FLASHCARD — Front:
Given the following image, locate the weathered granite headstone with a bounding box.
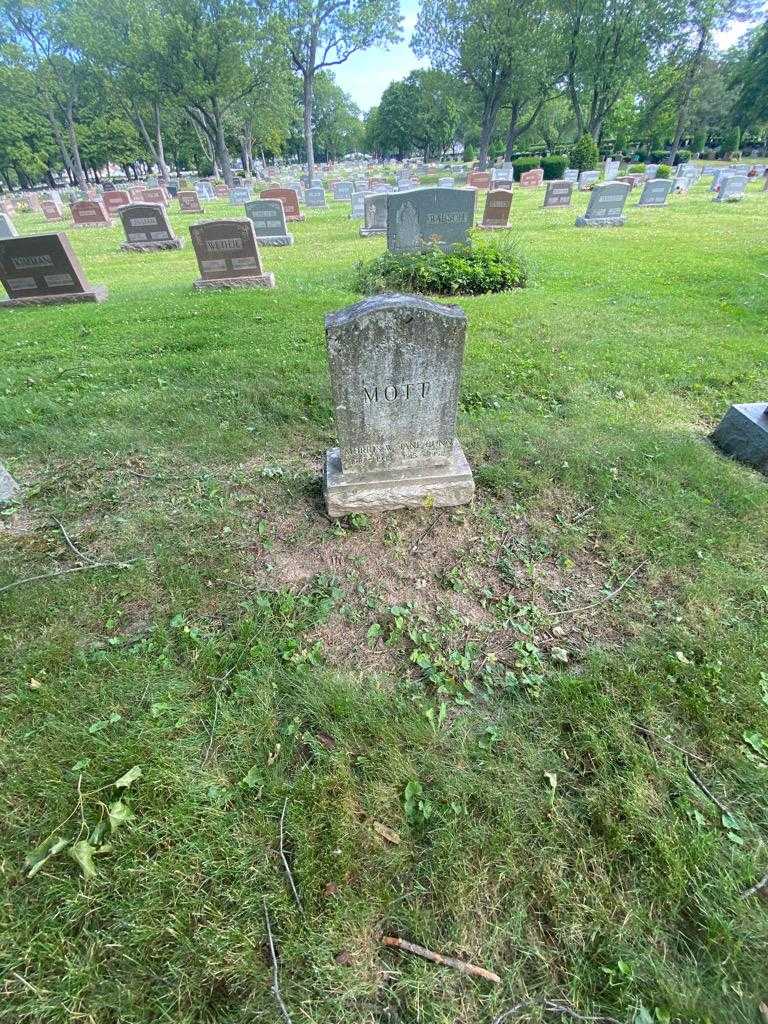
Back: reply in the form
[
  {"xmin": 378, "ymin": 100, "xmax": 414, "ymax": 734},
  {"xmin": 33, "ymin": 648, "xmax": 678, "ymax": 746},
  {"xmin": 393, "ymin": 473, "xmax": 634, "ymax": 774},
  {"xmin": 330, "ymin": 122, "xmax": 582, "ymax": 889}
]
[
  {"xmin": 143, "ymin": 187, "xmax": 169, "ymax": 205},
  {"xmin": 361, "ymin": 193, "xmax": 387, "ymax": 236},
  {"xmin": 543, "ymin": 180, "xmax": 573, "ymax": 208},
  {"xmin": 196, "ymin": 181, "xmax": 216, "ymax": 200},
  {"xmin": 0, "ymin": 213, "xmax": 18, "ymax": 239},
  {"xmin": 712, "ymin": 403, "xmax": 768, "ymax": 474},
  {"xmin": 71, "ymin": 199, "xmax": 111, "ymax": 228},
  {"xmin": 563, "ymin": 168, "xmax": 579, "ymax": 183},
  {"xmin": 575, "ymin": 181, "xmax": 630, "ymax": 227},
  {"xmin": 578, "ymin": 170, "xmax": 599, "ymax": 191},
  {"xmin": 229, "ymin": 186, "xmax": 252, "ymax": 205},
  {"xmin": 519, "ymin": 168, "xmax": 544, "ymax": 187},
  {"xmin": 128, "ymin": 187, "xmax": 146, "ymax": 201},
  {"xmin": 638, "ymin": 178, "xmax": 673, "ymax": 207},
  {"xmin": 190, "ymin": 218, "xmax": 274, "ymax": 289},
  {"xmin": 118, "ymin": 203, "xmax": 182, "ymax": 251},
  {"xmin": 478, "ymin": 189, "xmax": 512, "ymax": 229},
  {"xmin": 41, "ymin": 200, "xmax": 64, "ymax": 221},
  {"xmin": 0, "ymin": 232, "xmax": 107, "ymax": 306},
  {"xmin": 261, "ymin": 187, "xmax": 303, "ymax": 222},
  {"xmin": 350, "ymin": 192, "xmax": 366, "ymax": 219},
  {"xmin": 214, "ymin": 184, "xmax": 229, "ymax": 199},
  {"xmin": 244, "ymin": 198, "xmax": 293, "ymax": 245},
  {"xmin": 178, "ymin": 190, "xmax": 203, "ymax": 213},
  {"xmin": 604, "ymin": 159, "xmax": 621, "ymax": 181},
  {"xmin": 0, "ymin": 462, "xmax": 18, "ymax": 502},
  {"xmin": 468, "ymin": 171, "xmax": 491, "ymax": 189},
  {"xmin": 332, "ymin": 181, "xmax": 353, "ymax": 200},
  {"xmin": 387, "ymin": 188, "xmax": 476, "ymax": 253},
  {"xmin": 323, "ymin": 294, "xmax": 475, "ymax": 516},
  {"xmin": 644, "ymin": 163, "xmax": 659, "ymax": 179},
  {"xmin": 103, "ymin": 189, "xmax": 130, "ymax": 218},
  {"xmin": 714, "ymin": 175, "xmax": 747, "ymax": 202},
  {"xmin": 306, "ymin": 186, "xmax": 327, "ymax": 208}
]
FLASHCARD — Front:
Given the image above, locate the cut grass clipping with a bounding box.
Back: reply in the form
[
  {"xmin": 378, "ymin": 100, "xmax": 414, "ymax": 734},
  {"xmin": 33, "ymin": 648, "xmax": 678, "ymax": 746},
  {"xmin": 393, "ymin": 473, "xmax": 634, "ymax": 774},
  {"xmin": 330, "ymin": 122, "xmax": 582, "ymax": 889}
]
[{"xmin": 356, "ymin": 239, "xmax": 528, "ymax": 296}]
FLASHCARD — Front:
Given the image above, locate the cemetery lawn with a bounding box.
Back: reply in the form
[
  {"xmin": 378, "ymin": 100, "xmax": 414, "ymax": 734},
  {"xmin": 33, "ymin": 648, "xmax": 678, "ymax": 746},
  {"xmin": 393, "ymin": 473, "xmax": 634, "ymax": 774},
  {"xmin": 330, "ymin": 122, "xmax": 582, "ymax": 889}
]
[{"xmin": 2, "ymin": 181, "xmax": 768, "ymax": 1024}]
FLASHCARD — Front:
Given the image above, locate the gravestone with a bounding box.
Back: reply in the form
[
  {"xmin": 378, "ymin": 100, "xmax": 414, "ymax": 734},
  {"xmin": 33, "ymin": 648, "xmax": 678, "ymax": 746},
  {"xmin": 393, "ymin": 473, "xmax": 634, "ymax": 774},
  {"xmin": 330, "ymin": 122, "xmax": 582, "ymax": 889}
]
[
  {"xmin": 214, "ymin": 185, "xmax": 229, "ymax": 199},
  {"xmin": 387, "ymin": 188, "xmax": 475, "ymax": 253},
  {"xmin": 543, "ymin": 180, "xmax": 573, "ymax": 208},
  {"xmin": 0, "ymin": 462, "xmax": 18, "ymax": 502},
  {"xmin": 714, "ymin": 175, "xmax": 747, "ymax": 202},
  {"xmin": 638, "ymin": 178, "xmax": 673, "ymax": 207},
  {"xmin": 178, "ymin": 190, "xmax": 203, "ymax": 213},
  {"xmin": 563, "ymin": 168, "xmax": 579, "ymax": 183},
  {"xmin": 578, "ymin": 170, "xmax": 599, "ymax": 190},
  {"xmin": 261, "ymin": 187, "xmax": 303, "ymax": 222},
  {"xmin": 644, "ymin": 164, "xmax": 659, "ymax": 179},
  {"xmin": 118, "ymin": 203, "xmax": 182, "ymax": 251},
  {"xmin": 616, "ymin": 174, "xmax": 643, "ymax": 189},
  {"xmin": 196, "ymin": 181, "xmax": 216, "ymax": 200},
  {"xmin": 604, "ymin": 158, "xmax": 621, "ymax": 181},
  {"xmin": 244, "ymin": 198, "xmax": 293, "ymax": 245},
  {"xmin": 468, "ymin": 171, "xmax": 491, "ymax": 189},
  {"xmin": 128, "ymin": 187, "xmax": 146, "ymax": 201},
  {"xmin": 519, "ymin": 168, "xmax": 544, "ymax": 187},
  {"xmin": 166, "ymin": 181, "xmax": 179, "ymax": 197},
  {"xmin": 575, "ymin": 181, "xmax": 630, "ymax": 227},
  {"xmin": 102, "ymin": 181, "xmax": 116, "ymax": 192},
  {"xmin": 190, "ymin": 218, "xmax": 274, "ymax": 290},
  {"xmin": 0, "ymin": 232, "xmax": 107, "ymax": 306},
  {"xmin": 71, "ymin": 199, "xmax": 111, "ymax": 228},
  {"xmin": 229, "ymin": 186, "xmax": 252, "ymax": 205},
  {"xmin": 323, "ymin": 294, "xmax": 475, "ymax": 516},
  {"xmin": 306, "ymin": 186, "xmax": 327, "ymax": 208},
  {"xmin": 0, "ymin": 213, "xmax": 18, "ymax": 239},
  {"xmin": 103, "ymin": 190, "xmax": 130, "ymax": 218},
  {"xmin": 478, "ymin": 189, "xmax": 512, "ymax": 229},
  {"xmin": 712, "ymin": 403, "xmax": 768, "ymax": 475},
  {"xmin": 438, "ymin": 177, "xmax": 454, "ymax": 188},
  {"xmin": 492, "ymin": 178, "xmax": 513, "ymax": 191},
  {"xmin": 143, "ymin": 187, "xmax": 169, "ymax": 205},
  {"xmin": 350, "ymin": 192, "xmax": 366, "ymax": 219},
  {"xmin": 41, "ymin": 200, "xmax": 64, "ymax": 221},
  {"xmin": 332, "ymin": 181, "xmax": 353, "ymax": 200},
  {"xmin": 360, "ymin": 193, "xmax": 387, "ymax": 236}
]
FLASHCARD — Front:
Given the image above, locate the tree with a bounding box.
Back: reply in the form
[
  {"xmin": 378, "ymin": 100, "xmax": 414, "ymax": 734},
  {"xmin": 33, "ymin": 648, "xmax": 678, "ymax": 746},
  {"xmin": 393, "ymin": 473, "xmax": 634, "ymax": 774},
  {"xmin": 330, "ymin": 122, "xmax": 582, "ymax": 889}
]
[
  {"xmin": 569, "ymin": 131, "xmax": 599, "ymax": 168},
  {"xmin": 372, "ymin": 79, "xmax": 415, "ymax": 158},
  {"xmin": 312, "ymin": 71, "xmax": 363, "ymax": 160},
  {"xmin": 276, "ymin": 0, "xmax": 400, "ymax": 180},
  {"xmin": 733, "ymin": 20, "xmax": 768, "ymax": 126}
]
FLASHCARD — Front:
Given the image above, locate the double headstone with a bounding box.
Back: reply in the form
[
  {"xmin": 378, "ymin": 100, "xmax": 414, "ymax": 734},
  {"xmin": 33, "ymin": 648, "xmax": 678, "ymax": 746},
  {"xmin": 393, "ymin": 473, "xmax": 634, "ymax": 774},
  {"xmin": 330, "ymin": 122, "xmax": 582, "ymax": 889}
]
[
  {"xmin": 190, "ymin": 218, "xmax": 274, "ymax": 290},
  {"xmin": 244, "ymin": 198, "xmax": 293, "ymax": 245},
  {"xmin": 119, "ymin": 203, "xmax": 182, "ymax": 251},
  {"xmin": 323, "ymin": 294, "xmax": 475, "ymax": 516},
  {"xmin": 638, "ymin": 179, "xmax": 673, "ymax": 207},
  {"xmin": 143, "ymin": 187, "xmax": 169, "ymax": 205},
  {"xmin": 387, "ymin": 188, "xmax": 475, "ymax": 253},
  {"xmin": 478, "ymin": 189, "xmax": 512, "ymax": 229},
  {"xmin": 0, "ymin": 232, "xmax": 107, "ymax": 306},
  {"xmin": 543, "ymin": 180, "xmax": 573, "ymax": 208},
  {"xmin": 261, "ymin": 187, "xmax": 303, "ymax": 222},
  {"xmin": 575, "ymin": 181, "xmax": 630, "ymax": 227},
  {"xmin": 71, "ymin": 199, "xmax": 111, "ymax": 228}
]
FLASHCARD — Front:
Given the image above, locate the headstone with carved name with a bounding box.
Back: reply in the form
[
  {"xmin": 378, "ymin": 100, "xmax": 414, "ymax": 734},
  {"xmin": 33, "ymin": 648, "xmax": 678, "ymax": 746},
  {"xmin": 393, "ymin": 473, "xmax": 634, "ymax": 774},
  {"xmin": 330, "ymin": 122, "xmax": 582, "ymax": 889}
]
[
  {"xmin": 103, "ymin": 190, "xmax": 130, "ymax": 218},
  {"xmin": 306, "ymin": 186, "xmax": 327, "ymax": 208},
  {"xmin": 0, "ymin": 213, "xmax": 18, "ymax": 240},
  {"xmin": 244, "ymin": 198, "xmax": 293, "ymax": 245},
  {"xmin": 41, "ymin": 200, "xmax": 64, "ymax": 221},
  {"xmin": 360, "ymin": 193, "xmax": 387, "ymax": 236},
  {"xmin": 387, "ymin": 188, "xmax": 475, "ymax": 253},
  {"xmin": 178, "ymin": 190, "xmax": 203, "ymax": 213},
  {"xmin": 519, "ymin": 168, "xmax": 544, "ymax": 187},
  {"xmin": 323, "ymin": 294, "xmax": 475, "ymax": 516},
  {"xmin": 714, "ymin": 175, "xmax": 747, "ymax": 202},
  {"xmin": 261, "ymin": 187, "xmax": 303, "ymax": 222},
  {"xmin": 0, "ymin": 232, "xmax": 107, "ymax": 306},
  {"xmin": 576, "ymin": 181, "xmax": 630, "ymax": 227},
  {"xmin": 118, "ymin": 203, "xmax": 182, "ymax": 251},
  {"xmin": 71, "ymin": 199, "xmax": 112, "ymax": 228},
  {"xmin": 478, "ymin": 188, "xmax": 512, "ymax": 229},
  {"xmin": 190, "ymin": 218, "xmax": 274, "ymax": 289},
  {"xmin": 638, "ymin": 178, "xmax": 673, "ymax": 207},
  {"xmin": 543, "ymin": 180, "xmax": 573, "ymax": 208}
]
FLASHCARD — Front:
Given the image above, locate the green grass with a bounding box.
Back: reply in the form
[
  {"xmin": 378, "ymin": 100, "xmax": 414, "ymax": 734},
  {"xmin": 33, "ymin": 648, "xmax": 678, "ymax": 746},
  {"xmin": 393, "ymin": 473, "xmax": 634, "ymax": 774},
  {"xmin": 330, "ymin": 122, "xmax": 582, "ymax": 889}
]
[{"xmin": 1, "ymin": 180, "xmax": 768, "ymax": 1024}]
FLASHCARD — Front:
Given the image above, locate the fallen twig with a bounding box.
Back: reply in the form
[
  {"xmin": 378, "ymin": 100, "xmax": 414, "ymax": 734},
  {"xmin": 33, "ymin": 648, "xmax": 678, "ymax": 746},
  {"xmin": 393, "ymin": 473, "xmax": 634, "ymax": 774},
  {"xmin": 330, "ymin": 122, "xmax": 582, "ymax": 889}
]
[
  {"xmin": 263, "ymin": 900, "xmax": 292, "ymax": 1024},
  {"xmin": 0, "ymin": 559, "xmax": 136, "ymax": 597},
  {"xmin": 382, "ymin": 935, "xmax": 501, "ymax": 984},
  {"xmin": 410, "ymin": 511, "xmax": 446, "ymax": 555},
  {"xmin": 636, "ymin": 725, "xmax": 707, "ymax": 764},
  {"xmin": 551, "ymin": 560, "xmax": 649, "ymax": 618},
  {"xmin": 686, "ymin": 763, "xmax": 733, "ymax": 819},
  {"xmin": 51, "ymin": 515, "xmax": 95, "ymax": 564},
  {"xmin": 741, "ymin": 871, "xmax": 768, "ymax": 900},
  {"xmin": 493, "ymin": 999, "xmax": 621, "ymax": 1024},
  {"xmin": 279, "ymin": 799, "xmax": 304, "ymax": 915}
]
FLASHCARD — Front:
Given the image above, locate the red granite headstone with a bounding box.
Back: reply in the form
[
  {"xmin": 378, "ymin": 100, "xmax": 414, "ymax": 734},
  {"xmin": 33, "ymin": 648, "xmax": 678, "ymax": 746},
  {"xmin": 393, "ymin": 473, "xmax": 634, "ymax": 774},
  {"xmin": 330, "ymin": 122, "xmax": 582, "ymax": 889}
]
[{"xmin": 189, "ymin": 218, "xmax": 274, "ymax": 290}]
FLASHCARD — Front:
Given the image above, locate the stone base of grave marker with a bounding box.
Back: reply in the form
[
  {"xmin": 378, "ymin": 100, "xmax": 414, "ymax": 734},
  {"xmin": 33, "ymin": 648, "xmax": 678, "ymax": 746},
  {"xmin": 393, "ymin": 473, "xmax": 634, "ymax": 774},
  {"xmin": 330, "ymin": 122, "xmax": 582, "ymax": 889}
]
[
  {"xmin": 120, "ymin": 238, "xmax": 183, "ymax": 253},
  {"xmin": 476, "ymin": 223, "xmax": 507, "ymax": 230},
  {"xmin": 323, "ymin": 439, "xmax": 474, "ymax": 517},
  {"xmin": 253, "ymin": 233, "xmax": 293, "ymax": 246},
  {"xmin": 575, "ymin": 214, "xmax": 626, "ymax": 228},
  {"xmin": 711, "ymin": 402, "xmax": 768, "ymax": 474},
  {"xmin": 1, "ymin": 284, "xmax": 108, "ymax": 307},
  {"xmin": 73, "ymin": 221, "xmax": 112, "ymax": 229},
  {"xmin": 0, "ymin": 463, "xmax": 19, "ymax": 502},
  {"xmin": 194, "ymin": 272, "xmax": 275, "ymax": 290},
  {"xmin": 359, "ymin": 226, "xmax": 386, "ymax": 237}
]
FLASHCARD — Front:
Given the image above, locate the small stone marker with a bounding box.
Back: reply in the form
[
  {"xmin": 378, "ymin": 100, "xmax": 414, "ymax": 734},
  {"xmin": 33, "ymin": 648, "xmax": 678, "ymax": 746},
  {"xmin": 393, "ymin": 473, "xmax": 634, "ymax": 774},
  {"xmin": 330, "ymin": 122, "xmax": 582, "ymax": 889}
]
[
  {"xmin": 563, "ymin": 168, "xmax": 579, "ymax": 183},
  {"xmin": 71, "ymin": 199, "xmax": 111, "ymax": 228},
  {"xmin": 714, "ymin": 175, "xmax": 746, "ymax": 202},
  {"xmin": 119, "ymin": 203, "xmax": 182, "ymax": 251},
  {"xmin": 468, "ymin": 171, "xmax": 491, "ymax": 189},
  {"xmin": 0, "ymin": 462, "xmax": 18, "ymax": 502},
  {"xmin": 492, "ymin": 178, "xmax": 513, "ymax": 191},
  {"xmin": 190, "ymin": 218, "xmax": 274, "ymax": 290},
  {"xmin": 638, "ymin": 179, "xmax": 673, "ymax": 207},
  {"xmin": 519, "ymin": 168, "xmax": 543, "ymax": 187},
  {"xmin": 41, "ymin": 200, "xmax": 64, "ymax": 221},
  {"xmin": 0, "ymin": 232, "xmax": 107, "ymax": 306},
  {"xmin": 604, "ymin": 159, "xmax": 621, "ymax": 181},
  {"xmin": 575, "ymin": 181, "xmax": 630, "ymax": 227},
  {"xmin": 103, "ymin": 190, "xmax": 130, "ymax": 218},
  {"xmin": 261, "ymin": 187, "xmax": 303, "ymax": 222},
  {"xmin": 196, "ymin": 181, "xmax": 216, "ymax": 200},
  {"xmin": 143, "ymin": 187, "xmax": 169, "ymax": 205},
  {"xmin": 178, "ymin": 190, "xmax": 203, "ymax": 213},
  {"xmin": 578, "ymin": 170, "xmax": 599, "ymax": 191},
  {"xmin": 478, "ymin": 189, "xmax": 512, "ymax": 229},
  {"xmin": 387, "ymin": 188, "xmax": 475, "ymax": 253},
  {"xmin": 214, "ymin": 184, "xmax": 229, "ymax": 199},
  {"xmin": 244, "ymin": 198, "xmax": 293, "ymax": 245},
  {"xmin": 361, "ymin": 193, "xmax": 387, "ymax": 236},
  {"xmin": 644, "ymin": 164, "xmax": 659, "ymax": 179},
  {"xmin": 323, "ymin": 294, "xmax": 475, "ymax": 516},
  {"xmin": 712, "ymin": 403, "xmax": 768, "ymax": 474},
  {"xmin": 306, "ymin": 186, "xmax": 327, "ymax": 208},
  {"xmin": 229, "ymin": 186, "xmax": 252, "ymax": 205},
  {"xmin": 0, "ymin": 212, "xmax": 18, "ymax": 239},
  {"xmin": 543, "ymin": 180, "xmax": 573, "ymax": 208},
  {"xmin": 350, "ymin": 192, "xmax": 366, "ymax": 219}
]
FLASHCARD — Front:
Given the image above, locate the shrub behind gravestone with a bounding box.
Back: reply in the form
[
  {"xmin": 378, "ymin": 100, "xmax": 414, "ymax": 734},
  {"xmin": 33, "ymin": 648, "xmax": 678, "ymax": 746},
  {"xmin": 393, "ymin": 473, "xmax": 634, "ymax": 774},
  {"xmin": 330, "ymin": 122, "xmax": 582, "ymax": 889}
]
[
  {"xmin": 656, "ymin": 164, "xmax": 672, "ymax": 178},
  {"xmin": 673, "ymin": 149, "xmax": 691, "ymax": 165},
  {"xmin": 569, "ymin": 134, "xmax": 599, "ymax": 171},
  {"xmin": 650, "ymin": 149, "xmax": 668, "ymax": 163},
  {"xmin": 512, "ymin": 156, "xmax": 540, "ymax": 181},
  {"xmin": 628, "ymin": 163, "xmax": 646, "ymax": 174},
  {"xmin": 541, "ymin": 155, "xmax": 567, "ymax": 180}
]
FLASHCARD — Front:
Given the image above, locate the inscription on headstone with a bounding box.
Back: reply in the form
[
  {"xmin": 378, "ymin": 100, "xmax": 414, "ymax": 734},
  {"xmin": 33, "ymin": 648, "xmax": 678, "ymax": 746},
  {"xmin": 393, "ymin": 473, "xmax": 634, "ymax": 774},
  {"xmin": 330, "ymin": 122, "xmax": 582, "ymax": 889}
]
[
  {"xmin": 638, "ymin": 178, "xmax": 673, "ymax": 207},
  {"xmin": 143, "ymin": 187, "xmax": 169, "ymax": 205},
  {"xmin": 543, "ymin": 180, "xmax": 573, "ymax": 208},
  {"xmin": 118, "ymin": 203, "xmax": 182, "ymax": 251},
  {"xmin": 714, "ymin": 175, "xmax": 747, "ymax": 202},
  {"xmin": 0, "ymin": 232, "xmax": 107, "ymax": 306},
  {"xmin": 519, "ymin": 168, "xmax": 544, "ymax": 187},
  {"xmin": 478, "ymin": 189, "xmax": 512, "ymax": 229},
  {"xmin": 189, "ymin": 218, "xmax": 274, "ymax": 289},
  {"xmin": 576, "ymin": 181, "xmax": 630, "ymax": 226},
  {"xmin": 71, "ymin": 199, "xmax": 111, "ymax": 228},
  {"xmin": 306, "ymin": 186, "xmax": 327, "ymax": 208},
  {"xmin": 323, "ymin": 294, "xmax": 475, "ymax": 515},
  {"xmin": 387, "ymin": 188, "xmax": 475, "ymax": 253},
  {"xmin": 468, "ymin": 171, "xmax": 491, "ymax": 189},
  {"xmin": 178, "ymin": 190, "xmax": 203, "ymax": 213},
  {"xmin": 244, "ymin": 198, "xmax": 293, "ymax": 245}
]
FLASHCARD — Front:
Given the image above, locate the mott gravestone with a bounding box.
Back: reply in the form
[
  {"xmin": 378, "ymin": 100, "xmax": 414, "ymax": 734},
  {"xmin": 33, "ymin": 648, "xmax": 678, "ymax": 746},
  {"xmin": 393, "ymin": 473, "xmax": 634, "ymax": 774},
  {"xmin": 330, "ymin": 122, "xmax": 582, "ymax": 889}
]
[
  {"xmin": 244, "ymin": 198, "xmax": 293, "ymax": 245},
  {"xmin": 576, "ymin": 181, "xmax": 630, "ymax": 227},
  {"xmin": 190, "ymin": 218, "xmax": 274, "ymax": 290},
  {"xmin": 323, "ymin": 294, "xmax": 475, "ymax": 516},
  {"xmin": 387, "ymin": 188, "xmax": 475, "ymax": 253},
  {"xmin": 119, "ymin": 203, "xmax": 182, "ymax": 251},
  {"xmin": 0, "ymin": 232, "xmax": 107, "ymax": 306}
]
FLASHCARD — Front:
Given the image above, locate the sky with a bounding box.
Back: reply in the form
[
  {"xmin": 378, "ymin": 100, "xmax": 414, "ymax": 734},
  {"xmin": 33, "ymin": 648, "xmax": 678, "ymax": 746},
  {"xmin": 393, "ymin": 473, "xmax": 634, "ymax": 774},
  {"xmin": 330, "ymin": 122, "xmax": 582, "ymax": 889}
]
[{"xmin": 333, "ymin": 0, "xmax": 763, "ymax": 113}]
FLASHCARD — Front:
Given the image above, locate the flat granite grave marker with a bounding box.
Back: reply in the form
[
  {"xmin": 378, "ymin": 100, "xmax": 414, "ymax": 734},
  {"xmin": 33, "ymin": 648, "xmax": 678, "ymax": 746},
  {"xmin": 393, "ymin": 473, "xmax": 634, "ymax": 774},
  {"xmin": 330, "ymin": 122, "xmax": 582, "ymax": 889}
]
[
  {"xmin": 190, "ymin": 218, "xmax": 274, "ymax": 289},
  {"xmin": 178, "ymin": 190, "xmax": 203, "ymax": 213},
  {"xmin": 638, "ymin": 178, "xmax": 673, "ymax": 207},
  {"xmin": 0, "ymin": 213, "xmax": 18, "ymax": 239},
  {"xmin": 103, "ymin": 190, "xmax": 130, "ymax": 217},
  {"xmin": 543, "ymin": 180, "xmax": 573, "ymax": 208},
  {"xmin": 244, "ymin": 198, "xmax": 293, "ymax": 245},
  {"xmin": 576, "ymin": 181, "xmax": 630, "ymax": 227},
  {"xmin": 578, "ymin": 170, "xmax": 599, "ymax": 191},
  {"xmin": 306, "ymin": 186, "xmax": 327, "ymax": 208},
  {"xmin": 361, "ymin": 193, "xmax": 387, "ymax": 236},
  {"xmin": 261, "ymin": 187, "xmax": 303, "ymax": 222},
  {"xmin": 71, "ymin": 199, "xmax": 111, "ymax": 228},
  {"xmin": 323, "ymin": 294, "xmax": 475, "ymax": 516},
  {"xmin": 0, "ymin": 232, "xmax": 107, "ymax": 306},
  {"xmin": 119, "ymin": 203, "xmax": 182, "ymax": 251},
  {"xmin": 478, "ymin": 189, "xmax": 512, "ymax": 229},
  {"xmin": 387, "ymin": 188, "xmax": 475, "ymax": 253},
  {"xmin": 0, "ymin": 462, "xmax": 18, "ymax": 502},
  {"xmin": 712, "ymin": 403, "xmax": 768, "ymax": 474}
]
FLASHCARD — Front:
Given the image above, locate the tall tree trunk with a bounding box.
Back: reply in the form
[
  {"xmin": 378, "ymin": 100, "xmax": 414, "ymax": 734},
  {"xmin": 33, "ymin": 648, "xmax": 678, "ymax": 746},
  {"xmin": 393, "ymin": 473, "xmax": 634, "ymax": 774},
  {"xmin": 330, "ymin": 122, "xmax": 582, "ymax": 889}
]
[
  {"xmin": 212, "ymin": 97, "xmax": 233, "ymax": 185},
  {"xmin": 669, "ymin": 27, "xmax": 708, "ymax": 165},
  {"xmin": 303, "ymin": 69, "xmax": 315, "ymax": 181},
  {"xmin": 504, "ymin": 100, "xmax": 522, "ymax": 160},
  {"xmin": 478, "ymin": 92, "xmax": 502, "ymax": 170},
  {"xmin": 154, "ymin": 103, "xmax": 170, "ymax": 182},
  {"xmin": 65, "ymin": 106, "xmax": 87, "ymax": 189},
  {"xmin": 45, "ymin": 107, "xmax": 75, "ymax": 181}
]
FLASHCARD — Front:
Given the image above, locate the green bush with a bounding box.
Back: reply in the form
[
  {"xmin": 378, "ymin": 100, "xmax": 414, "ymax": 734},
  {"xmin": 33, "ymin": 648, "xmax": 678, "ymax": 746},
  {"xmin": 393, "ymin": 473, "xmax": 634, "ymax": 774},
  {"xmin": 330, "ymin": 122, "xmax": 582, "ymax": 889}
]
[
  {"xmin": 569, "ymin": 133, "xmax": 599, "ymax": 171},
  {"xmin": 463, "ymin": 143, "xmax": 477, "ymax": 163},
  {"xmin": 656, "ymin": 164, "xmax": 672, "ymax": 178},
  {"xmin": 721, "ymin": 126, "xmax": 741, "ymax": 154},
  {"xmin": 692, "ymin": 128, "xmax": 707, "ymax": 154},
  {"xmin": 197, "ymin": 158, "xmax": 214, "ymax": 177},
  {"xmin": 541, "ymin": 155, "xmax": 567, "ymax": 180},
  {"xmin": 356, "ymin": 240, "xmax": 528, "ymax": 297},
  {"xmin": 650, "ymin": 149, "xmax": 668, "ymax": 163},
  {"xmin": 673, "ymin": 149, "xmax": 692, "ymax": 165},
  {"xmin": 512, "ymin": 156, "xmax": 540, "ymax": 180},
  {"xmin": 628, "ymin": 163, "xmax": 646, "ymax": 173}
]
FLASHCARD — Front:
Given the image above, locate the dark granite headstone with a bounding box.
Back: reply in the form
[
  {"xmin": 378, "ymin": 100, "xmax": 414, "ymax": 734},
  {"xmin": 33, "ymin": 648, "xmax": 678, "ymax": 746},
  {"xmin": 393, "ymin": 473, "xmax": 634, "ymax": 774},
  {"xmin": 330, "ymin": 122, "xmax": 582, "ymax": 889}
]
[
  {"xmin": 0, "ymin": 232, "xmax": 107, "ymax": 306},
  {"xmin": 387, "ymin": 188, "xmax": 475, "ymax": 252},
  {"xmin": 543, "ymin": 180, "xmax": 573, "ymax": 208},
  {"xmin": 189, "ymin": 218, "xmax": 274, "ymax": 289},
  {"xmin": 119, "ymin": 203, "xmax": 182, "ymax": 251},
  {"xmin": 712, "ymin": 403, "xmax": 768, "ymax": 474},
  {"xmin": 244, "ymin": 198, "xmax": 293, "ymax": 245}
]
